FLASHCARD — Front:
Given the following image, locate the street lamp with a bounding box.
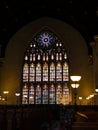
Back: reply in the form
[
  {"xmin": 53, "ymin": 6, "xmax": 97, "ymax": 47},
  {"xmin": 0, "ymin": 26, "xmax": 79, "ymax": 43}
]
[
  {"xmin": 15, "ymin": 93, "xmax": 20, "ymax": 106},
  {"xmin": 79, "ymin": 97, "xmax": 82, "ymax": 105},
  {"xmin": 70, "ymin": 76, "xmax": 81, "ymax": 106},
  {"xmin": 3, "ymin": 91, "xmax": 9, "ymax": 105},
  {"xmin": 95, "ymin": 89, "xmax": 98, "ymax": 93}
]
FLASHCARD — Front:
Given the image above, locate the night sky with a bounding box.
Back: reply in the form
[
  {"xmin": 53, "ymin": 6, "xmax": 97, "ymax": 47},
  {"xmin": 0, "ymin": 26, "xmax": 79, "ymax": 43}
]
[{"xmin": 0, "ymin": 0, "xmax": 98, "ymax": 56}]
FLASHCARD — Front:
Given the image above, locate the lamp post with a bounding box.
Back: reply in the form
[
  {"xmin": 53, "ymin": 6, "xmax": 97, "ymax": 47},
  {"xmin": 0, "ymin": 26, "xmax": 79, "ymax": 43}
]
[
  {"xmin": 79, "ymin": 97, "xmax": 82, "ymax": 105},
  {"xmin": 70, "ymin": 76, "xmax": 81, "ymax": 110},
  {"xmin": 3, "ymin": 91, "xmax": 9, "ymax": 105},
  {"xmin": 15, "ymin": 93, "xmax": 20, "ymax": 106}
]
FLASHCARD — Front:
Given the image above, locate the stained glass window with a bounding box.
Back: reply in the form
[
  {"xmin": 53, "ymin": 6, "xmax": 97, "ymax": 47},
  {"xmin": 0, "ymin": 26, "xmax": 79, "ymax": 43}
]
[
  {"xmin": 23, "ymin": 63, "xmax": 29, "ymax": 82},
  {"xmin": 56, "ymin": 85, "xmax": 62, "ymax": 104},
  {"xmin": 56, "ymin": 62, "xmax": 62, "ymax": 81},
  {"xmin": 36, "ymin": 63, "xmax": 41, "ymax": 81},
  {"xmin": 29, "ymin": 85, "xmax": 34, "ymax": 104},
  {"xmin": 30, "ymin": 63, "xmax": 35, "ymax": 81},
  {"xmin": 22, "ymin": 84, "xmax": 28, "ymax": 104},
  {"xmin": 49, "ymin": 84, "xmax": 55, "ymax": 104},
  {"xmin": 35, "ymin": 85, "xmax": 41, "ymax": 104},
  {"xmin": 63, "ymin": 62, "xmax": 69, "ymax": 81},
  {"xmin": 22, "ymin": 29, "xmax": 70, "ymax": 105},
  {"xmin": 43, "ymin": 63, "xmax": 48, "ymax": 81},
  {"xmin": 42, "ymin": 85, "xmax": 48, "ymax": 104},
  {"xmin": 50, "ymin": 63, "xmax": 55, "ymax": 81}
]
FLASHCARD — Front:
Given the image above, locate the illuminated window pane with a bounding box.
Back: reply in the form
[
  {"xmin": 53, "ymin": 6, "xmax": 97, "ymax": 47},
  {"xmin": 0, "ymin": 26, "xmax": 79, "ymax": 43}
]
[
  {"xmin": 35, "ymin": 85, "xmax": 41, "ymax": 104},
  {"xmin": 56, "ymin": 85, "xmax": 62, "ymax": 104},
  {"xmin": 50, "ymin": 63, "xmax": 55, "ymax": 81},
  {"xmin": 56, "ymin": 53, "xmax": 59, "ymax": 60},
  {"xmin": 51, "ymin": 54, "xmax": 54, "ymax": 60},
  {"xmin": 63, "ymin": 85, "xmax": 69, "ymax": 105},
  {"xmin": 22, "ymin": 30, "xmax": 70, "ymax": 105},
  {"xmin": 56, "ymin": 63, "xmax": 62, "ymax": 81},
  {"xmin": 30, "ymin": 54, "xmax": 32, "ymax": 61},
  {"xmin": 59, "ymin": 53, "xmax": 62, "ymax": 60},
  {"xmin": 42, "ymin": 85, "xmax": 48, "ymax": 104},
  {"xmin": 59, "ymin": 42, "xmax": 62, "ymax": 46},
  {"xmin": 43, "ymin": 63, "xmax": 48, "ymax": 81},
  {"xmin": 43, "ymin": 53, "xmax": 45, "ymax": 61},
  {"xmin": 64, "ymin": 52, "xmax": 67, "ymax": 59},
  {"xmin": 49, "ymin": 84, "xmax": 55, "ymax": 104},
  {"xmin": 38, "ymin": 54, "xmax": 41, "ymax": 60},
  {"xmin": 22, "ymin": 84, "xmax": 28, "ymax": 104},
  {"xmin": 23, "ymin": 63, "xmax": 29, "ymax": 82},
  {"xmin": 36, "ymin": 63, "xmax": 41, "ymax": 81},
  {"xmin": 33, "ymin": 54, "xmax": 35, "ymax": 61},
  {"xmin": 46, "ymin": 53, "xmax": 48, "ymax": 61},
  {"xmin": 30, "ymin": 63, "xmax": 35, "ymax": 81},
  {"xmin": 25, "ymin": 55, "xmax": 28, "ymax": 60},
  {"xmin": 63, "ymin": 62, "xmax": 69, "ymax": 81},
  {"xmin": 29, "ymin": 85, "xmax": 34, "ymax": 104}
]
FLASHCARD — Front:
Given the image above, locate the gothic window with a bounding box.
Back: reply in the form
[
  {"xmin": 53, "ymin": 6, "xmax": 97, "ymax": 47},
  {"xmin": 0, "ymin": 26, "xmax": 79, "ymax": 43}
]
[
  {"xmin": 50, "ymin": 63, "xmax": 55, "ymax": 81},
  {"xmin": 36, "ymin": 63, "xmax": 41, "ymax": 81},
  {"xmin": 35, "ymin": 85, "xmax": 41, "ymax": 104},
  {"xmin": 22, "ymin": 29, "xmax": 70, "ymax": 105},
  {"xmin": 63, "ymin": 62, "xmax": 69, "ymax": 81},
  {"xmin": 22, "ymin": 84, "xmax": 28, "ymax": 104},
  {"xmin": 56, "ymin": 62, "xmax": 62, "ymax": 81},
  {"xmin": 43, "ymin": 63, "xmax": 48, "ymax": 81},
  {"xmin": 30, "ymin": 63, "xmax": 35, "ymax": 81},
  {"xmin": 56, "ymin": 84, "xmax": 62, "ymax": 104},
  {"xmin": 29, "ymin": 85, "xmax": 34, "ymax": 104},
  {"xmin": 49, "ymin": 84, "xmax": 55, "ymax": 104},
  {"xmin": 23, "ymin": 63, "xmax": 29, "ymax": 82},
  {"xmin": 42, "ymin": 84, "xmax": 48, "ymax": 104}
]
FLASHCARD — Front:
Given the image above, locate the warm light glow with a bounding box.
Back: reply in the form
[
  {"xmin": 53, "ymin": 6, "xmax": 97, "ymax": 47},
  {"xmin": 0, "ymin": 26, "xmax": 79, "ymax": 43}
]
[
  {"xmin": 15, "ymin": 93, "xmax": 20, "ymax": 97},
  {"xmin": 95, "ymin": 89, "xmax": 98, "ymax": 93},
  {"xmin": 3, "ymin": 91, "xmax": 9, "ymax": 94},
  {"xmin": 2, "ymin": 98, "xmax": 5, "ymax": 101},
  {"xmin": 70, "ymin": 76, "xmax": 81, "ymax": 82},
  {"xmin": 71, "ymin": 83, "xmax": 79, "ymax": 88},
  {"xmin": 79, "ymin": 97, "xmax": 82, "ymax": 100},
  {"xmin": 90, "ymin": 94, "xmax": 94, "ymax": 98}
]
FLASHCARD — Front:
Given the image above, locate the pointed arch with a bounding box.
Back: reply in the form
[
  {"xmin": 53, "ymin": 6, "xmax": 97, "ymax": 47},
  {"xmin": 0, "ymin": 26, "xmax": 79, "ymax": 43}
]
[{"xmin": 22, "ymin": 28, "xmax": 70, "ymax": 105}]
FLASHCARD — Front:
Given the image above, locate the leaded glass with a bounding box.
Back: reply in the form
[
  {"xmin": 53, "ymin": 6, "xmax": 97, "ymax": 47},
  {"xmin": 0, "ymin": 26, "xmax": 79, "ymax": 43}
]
[
  {"xmin": 35, "ymin": 85, "xmax": 41, "ymax": 104},
  {"xmin": 42, "ymin": 85, "xmax": 48, "ymax": 104},
  {"xmin": 23, "ymin": 63, "xmax": 29, "ymax": 82},
  {"xmin": 43, "ymin": 63, "xmax": 48, "ymax": 81},
  {"xmin": 22, "ymin": 29, "xmax": 70, "ymax": 105},
  {"xmin": 56, "ymin": 62, "xmax": 62, "ymax": 81},
  {"xmin": 30, "ymin": 63, "xmax": 35, "ymax": 81},
  {"xmin": 36, "ymin": 63, "xmax": 41, "ymax": 81},
  {"xmin": 50, "ymin": 63, "xmax": 55, "ymax": 81},
  {"xmin": 49, "ymin": 84, "xmax": 55, "ymax": 104},
  {"xmin": 63, "ymin": 62, "xmax": 69, "ymax": 81},
  {"xmin": 56, "ymin": 85, "xmax": 62, "ymax": 104},
  {"xmin": 22, "ymin": 84, "xmax": 28, "ymax": 104},
  {"xmin": 29, "ymin": 85, "xmax": 34, "ymax": 104}
]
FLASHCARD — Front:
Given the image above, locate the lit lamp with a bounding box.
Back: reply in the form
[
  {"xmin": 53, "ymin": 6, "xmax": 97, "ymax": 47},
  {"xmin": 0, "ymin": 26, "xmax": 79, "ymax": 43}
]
[
  {"xmin": 15, "ymin": 93, "xmax": 20, "ymax": 105},
  {"xmin": 79, "ymin": 97, "xmax": 82, "ymax": 105},
  {"xmin": 3, "ymin": 91, "xmax": 9, "ymax": 105},
  {"xmin": 95, "ymin": 89, "xmax": 98, "ymax": 93},
  {"xmin": 95, "ymin": 89, "xmax": 98, "ymax": 105},
  {"xmin": 70, "ymin": 76, "xmax": 81, "ymax": 106}
]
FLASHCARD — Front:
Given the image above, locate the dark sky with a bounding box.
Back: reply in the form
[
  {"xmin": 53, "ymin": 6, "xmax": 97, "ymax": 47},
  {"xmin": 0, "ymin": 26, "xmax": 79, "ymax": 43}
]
[{"xmin": 0, "ymin": 0, "xmax": 98, "ymax": 56}]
